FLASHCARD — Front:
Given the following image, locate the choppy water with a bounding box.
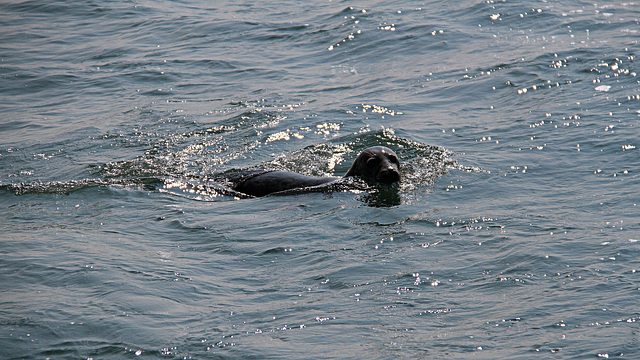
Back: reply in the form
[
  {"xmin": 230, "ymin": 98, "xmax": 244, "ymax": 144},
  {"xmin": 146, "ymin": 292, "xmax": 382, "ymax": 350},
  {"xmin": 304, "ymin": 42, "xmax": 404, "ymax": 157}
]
[{"xmin": 1, "ymin": 0, "xmax": 639, "ymax": 358}]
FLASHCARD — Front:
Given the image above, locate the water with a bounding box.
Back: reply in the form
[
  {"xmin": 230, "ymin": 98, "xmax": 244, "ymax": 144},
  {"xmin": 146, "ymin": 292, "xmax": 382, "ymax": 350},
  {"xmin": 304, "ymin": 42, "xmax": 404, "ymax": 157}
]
[{"xmin": 1, "ymin": 0, "xmax": 639, "ymax": 358}]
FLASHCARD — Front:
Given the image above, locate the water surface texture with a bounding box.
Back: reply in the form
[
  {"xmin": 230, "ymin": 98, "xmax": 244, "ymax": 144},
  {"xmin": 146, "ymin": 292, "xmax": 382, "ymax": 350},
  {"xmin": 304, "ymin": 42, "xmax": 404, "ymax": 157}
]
[{"xmin": 1, "ymin": 0, "xmax": 639, "ymax": 359}]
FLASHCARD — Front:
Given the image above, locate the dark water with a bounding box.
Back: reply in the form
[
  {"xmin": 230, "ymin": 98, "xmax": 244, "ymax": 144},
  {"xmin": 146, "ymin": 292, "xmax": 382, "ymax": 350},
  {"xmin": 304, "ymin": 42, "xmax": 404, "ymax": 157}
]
[{"xmin": 1, "ymin": 0, "xmax": 639, "ymax": 358}]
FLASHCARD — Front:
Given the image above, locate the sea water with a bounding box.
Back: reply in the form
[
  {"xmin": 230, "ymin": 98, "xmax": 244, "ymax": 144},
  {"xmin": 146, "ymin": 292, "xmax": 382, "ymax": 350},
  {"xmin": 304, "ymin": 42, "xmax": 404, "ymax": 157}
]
[{"xmin": 1, "ymin": 0, "xmax": 639, "ymax": 358}]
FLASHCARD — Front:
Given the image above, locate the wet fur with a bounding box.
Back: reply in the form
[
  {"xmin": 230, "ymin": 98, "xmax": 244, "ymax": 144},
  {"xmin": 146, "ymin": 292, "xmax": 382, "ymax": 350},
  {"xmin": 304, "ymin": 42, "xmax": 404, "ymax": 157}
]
[{"xmin": 230, "ymin": 146, "xmax": 400, "ymax": 197}]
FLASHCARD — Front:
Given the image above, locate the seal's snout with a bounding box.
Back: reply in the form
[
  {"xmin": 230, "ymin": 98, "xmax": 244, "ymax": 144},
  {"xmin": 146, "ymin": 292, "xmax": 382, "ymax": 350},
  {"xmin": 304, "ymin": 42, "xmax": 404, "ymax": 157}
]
[
  {"xmin": 377, "ymin": 165, "xmax": 401, "ymax": 184},
  {"xmin": 376, "ymin": 150, "xmax": 401, "ymax": 184}
]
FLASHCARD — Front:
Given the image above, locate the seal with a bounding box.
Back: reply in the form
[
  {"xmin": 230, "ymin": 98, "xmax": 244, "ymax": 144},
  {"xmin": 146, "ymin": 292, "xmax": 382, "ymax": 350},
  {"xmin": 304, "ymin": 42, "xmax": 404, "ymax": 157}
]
[{"xmin": 229, "ymin": 146, "xmax": 400, "ymax": 197}]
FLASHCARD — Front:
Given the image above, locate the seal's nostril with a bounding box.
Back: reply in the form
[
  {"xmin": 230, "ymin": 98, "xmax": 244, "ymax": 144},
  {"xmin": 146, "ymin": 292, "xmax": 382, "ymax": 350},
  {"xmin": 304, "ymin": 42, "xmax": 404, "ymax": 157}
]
[{"xmin": 377, "ymin": 168, "xmax": 400, "ymax": 184}]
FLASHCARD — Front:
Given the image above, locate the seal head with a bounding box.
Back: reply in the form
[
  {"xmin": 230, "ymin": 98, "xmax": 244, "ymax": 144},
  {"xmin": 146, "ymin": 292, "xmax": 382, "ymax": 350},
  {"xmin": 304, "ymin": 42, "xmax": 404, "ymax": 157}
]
[{"xmin": 344, "ymin": 146, "xmax": 400, "ymax": 184}]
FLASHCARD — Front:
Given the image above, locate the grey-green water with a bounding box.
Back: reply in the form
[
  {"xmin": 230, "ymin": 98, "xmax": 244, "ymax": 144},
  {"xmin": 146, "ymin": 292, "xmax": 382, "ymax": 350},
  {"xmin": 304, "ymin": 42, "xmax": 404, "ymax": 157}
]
[{"xmin": 1, "ymin": 1, "xmax": 639, "ymax": 358}]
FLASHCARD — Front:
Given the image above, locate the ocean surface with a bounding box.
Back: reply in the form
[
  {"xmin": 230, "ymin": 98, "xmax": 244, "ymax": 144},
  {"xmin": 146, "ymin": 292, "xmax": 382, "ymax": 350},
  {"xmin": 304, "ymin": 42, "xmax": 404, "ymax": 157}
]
[{"xmin": 1, "ymin": 0, "xmax": 639, "ymax": 358}]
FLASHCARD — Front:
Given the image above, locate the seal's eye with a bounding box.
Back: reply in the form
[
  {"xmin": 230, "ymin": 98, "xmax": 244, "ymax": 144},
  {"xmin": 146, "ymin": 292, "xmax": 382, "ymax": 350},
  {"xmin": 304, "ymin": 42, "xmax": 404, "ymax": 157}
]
[
  {"xmin": 388, "ymin": 155, "xmax": 399, "ymax": 164},
  {"xmin": 367, "ymin": 157, "xmax": 380, "ymax": 168}
]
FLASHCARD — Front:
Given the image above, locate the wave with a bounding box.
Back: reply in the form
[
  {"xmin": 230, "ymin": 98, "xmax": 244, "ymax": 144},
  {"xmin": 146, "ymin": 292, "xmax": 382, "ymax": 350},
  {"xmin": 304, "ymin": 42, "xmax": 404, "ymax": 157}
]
[{"xmin": 1, "ymin": 128, "xmax": 454, "ymax": 205}]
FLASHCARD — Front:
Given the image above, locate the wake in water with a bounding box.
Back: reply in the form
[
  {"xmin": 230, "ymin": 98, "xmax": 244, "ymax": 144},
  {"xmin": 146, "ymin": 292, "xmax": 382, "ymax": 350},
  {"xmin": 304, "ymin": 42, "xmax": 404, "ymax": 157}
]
[{"xmin": 0, "ymin": 127, "xmax": 455, "ymax": 205}]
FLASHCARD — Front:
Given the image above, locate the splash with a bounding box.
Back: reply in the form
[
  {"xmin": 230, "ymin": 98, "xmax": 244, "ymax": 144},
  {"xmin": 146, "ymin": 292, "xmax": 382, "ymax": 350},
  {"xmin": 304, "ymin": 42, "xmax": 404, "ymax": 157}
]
[{"xmin": 2, "ymin": 124, "xmax": 454, "ymax": 203}]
